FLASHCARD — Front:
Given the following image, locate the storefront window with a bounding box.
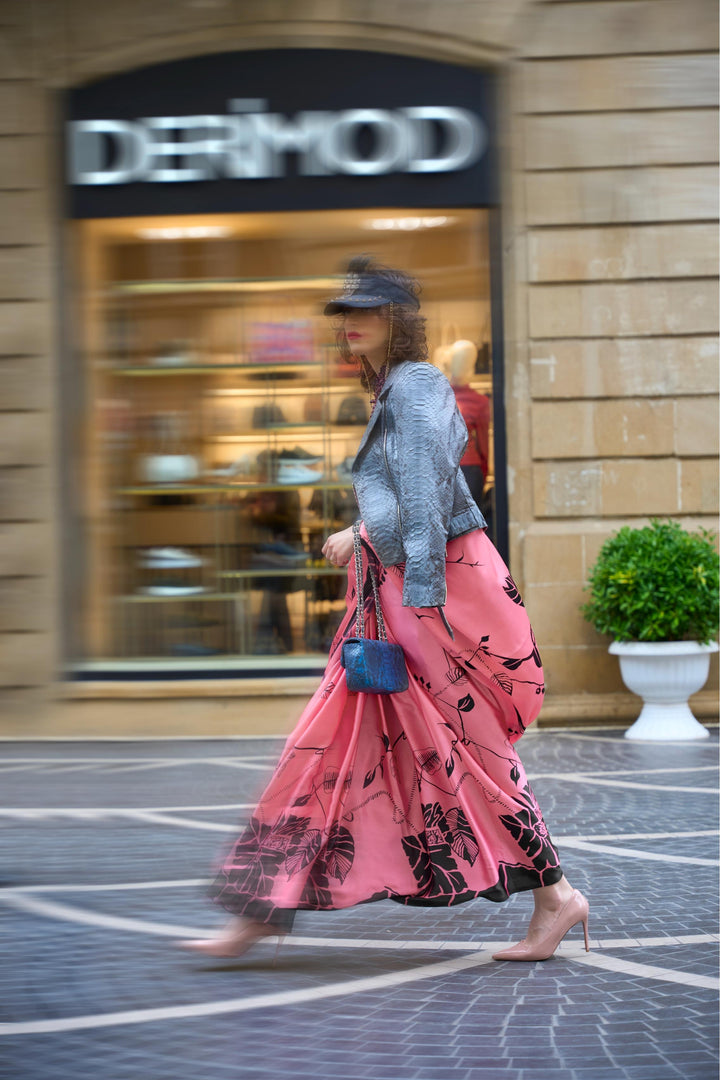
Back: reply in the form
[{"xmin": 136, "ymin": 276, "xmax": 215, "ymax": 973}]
[{"xmin": 72, "ymin": 207, "xmax": 494, "ymax": 673}]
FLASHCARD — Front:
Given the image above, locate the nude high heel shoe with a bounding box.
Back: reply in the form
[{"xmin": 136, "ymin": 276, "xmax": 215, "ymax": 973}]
[
  {"xmin": 177, "ymin": 919, "xmax": 285, "ymax": 962},
  {"xmin": 492, "ymin": 889, "xmax": 590, "ymax": 962}
]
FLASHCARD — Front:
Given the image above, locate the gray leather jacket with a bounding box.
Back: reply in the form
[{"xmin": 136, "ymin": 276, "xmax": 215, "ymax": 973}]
[{"xmin": 351, "ymin": 361, "xmax": 486, "ymax": 608}]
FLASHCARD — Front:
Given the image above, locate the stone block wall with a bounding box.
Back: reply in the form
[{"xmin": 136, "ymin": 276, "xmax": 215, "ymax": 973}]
[
  {"xmin": 511, "ymin": 0, "xmax": 719, "ymax": 712},
  {"xmin": 0, "ymin": 4, "xmax": 58, "ymax": 716},
  {"xmin": 0, "ymin": 0, "xmax": 717, "ymax": 731}
]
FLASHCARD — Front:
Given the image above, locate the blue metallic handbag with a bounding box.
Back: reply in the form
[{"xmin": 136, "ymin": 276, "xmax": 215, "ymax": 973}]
[{"xmin": 341, "ymin": 522, "xmax": 408, "ymax": 694}]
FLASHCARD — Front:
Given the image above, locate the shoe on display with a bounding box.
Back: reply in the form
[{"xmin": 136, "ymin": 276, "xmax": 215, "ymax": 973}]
[
  {"xmin": 251, "ymin": 542, "xmax": 308, "ymax": 569},
  {"xmin": 141, "ymin": 557, "xmax": 205, "ymax": 570},
  {"xmin": 138, "ymin": 547, "xmax": 204, "ymax": 569},
  {"xmin": 170, "ymin": 643, "xmax": 222, "ymax": 657},
  {"xmin": 279, "ymin": 447, "xmax": 323, "ymax": 464},
  {"xmin": 140, "ymin": 454, "xmax": 200, "ymax": 484},
  {"xmin": 206, "ymin": 455, "xmax": 253, "ymax": 479},
  {"xmin": 150, "ymin": 341, "xmax": 195, "ymax": 367},
  {"xmin": 256, "ymin": 542, "xmax": 308, "ymax": 561},
  {"xmin": 141, "ymin": 583, "xmax": 207, "ymax": 596},
  {"xmin": 276, "ymin": 461, "xmax": 323, "ymax": 485},
  {"xmin": 256, "ymin": 449, "xmax": 280, "ymax": 481}
]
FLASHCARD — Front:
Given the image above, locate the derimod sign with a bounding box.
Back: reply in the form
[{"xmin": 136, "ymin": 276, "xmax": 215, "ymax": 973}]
[
  {"xmin": 69, "ymin": 104, "xmax": 485, "ymax": 184},
  {"xmin": 65, "ymin": 49, "xmax": 498, "ymax": 217}
]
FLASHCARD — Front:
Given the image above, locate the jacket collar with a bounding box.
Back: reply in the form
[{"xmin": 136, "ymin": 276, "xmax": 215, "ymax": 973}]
[{"xmin": 353, "ymin": 362, "xmax": 405, "ymax": 463}]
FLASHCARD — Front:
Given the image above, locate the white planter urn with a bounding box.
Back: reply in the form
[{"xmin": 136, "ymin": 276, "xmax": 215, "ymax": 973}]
[{"xmin": 609, "ymin": 640, "xmax": 718, "ymax": 741}]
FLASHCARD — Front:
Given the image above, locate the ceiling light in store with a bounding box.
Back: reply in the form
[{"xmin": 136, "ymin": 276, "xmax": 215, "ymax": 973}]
[
  {"xmin": 363, "ymin": 216, "xmax": 455, "ymax": 231},
  {"xmin": 136, "ymin": 226, "xmax": 234, "ymax": 240}
]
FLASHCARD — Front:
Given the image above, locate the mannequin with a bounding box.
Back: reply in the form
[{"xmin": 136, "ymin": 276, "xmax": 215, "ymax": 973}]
[{"xmin": 449, "ymin": 340, "xmax": 490, "ymax": 511}]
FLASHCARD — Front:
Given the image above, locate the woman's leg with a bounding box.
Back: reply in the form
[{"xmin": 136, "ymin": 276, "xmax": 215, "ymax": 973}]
[
  {"xmin": 178, "ymin": 916, "xmax": 285, "ymax": 959},
  {"xmin": 526, "ymin": 875, "xmax": 576, "ymax": 937},
  {"xmin": 493, "ymin": 875, "xmax": 589, "ymax": 961}
]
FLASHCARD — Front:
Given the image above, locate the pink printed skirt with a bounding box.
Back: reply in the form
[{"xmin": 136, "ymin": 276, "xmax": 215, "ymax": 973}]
[{"xmin": 210, "ymin": 527, "xmax": 562, "ymax": 926}]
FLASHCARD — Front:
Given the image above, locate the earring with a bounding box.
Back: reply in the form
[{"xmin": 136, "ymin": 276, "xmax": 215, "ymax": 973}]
[{"xmin": 386, "ymin": 302, "xmax": 394, "ymax": 361}]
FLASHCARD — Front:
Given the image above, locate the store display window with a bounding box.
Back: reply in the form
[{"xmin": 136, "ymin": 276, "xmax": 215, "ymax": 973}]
[{"xmin": 71, "ymin": 207, "xmax": 495, "ymax": 674}]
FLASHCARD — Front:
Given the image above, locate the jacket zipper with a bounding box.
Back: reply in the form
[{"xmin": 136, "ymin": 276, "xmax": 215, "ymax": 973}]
[{"xmin": 382, "ymin": 402, "xmax": 403, "ymax": 534}]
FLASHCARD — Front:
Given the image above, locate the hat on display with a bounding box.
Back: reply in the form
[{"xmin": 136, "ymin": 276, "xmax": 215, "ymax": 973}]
[
  {"xmin": 336, "ymin": 395, "xmax": 368, "ymax": 425},
  {"xmin": 303, "ymin": 395, "xmax": 326, "ymax": 422},
  {"xmin": 253, "ymin": 403, "xmax": 287, "ymax": 429},
  {"xmin": 324, "ymin": 255, "xmax": 420, "ymax": 315}
]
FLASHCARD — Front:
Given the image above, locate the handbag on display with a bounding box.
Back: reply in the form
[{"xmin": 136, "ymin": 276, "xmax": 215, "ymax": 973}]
[
  {"xmin": 303, "ymin": 394, "xmax": 326, "ymax": 422},
  {"xmin": 341, "ymin": 521, "xmax": 408, "ymax": 694},
  {"xmin": 475, "ymin": 342, "xmax": 491, "ymax": 374},
  {"xmin": 336, "ymin": 395, "xmax": 368, "ymax": 425},
  {"xmin": 252, "ymin": 403, "xmax": 287, "ymax": 428}
]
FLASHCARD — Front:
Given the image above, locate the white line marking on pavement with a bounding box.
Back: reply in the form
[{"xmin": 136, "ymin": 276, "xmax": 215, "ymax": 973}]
[
  {"xmin": 550, "ymin": 730, "xmax": 717, "ymax": 744},
  {"xmin": 529, "ymin": 774, "xmax": 719, "ymax": 794},
  {"xmin": 128, "ymin": 811, "xmax": 235, "ymax": 832},
  {"xmin": 556, "ymin": 838, "xmax": 719, "ymax": 867},
  {"xmin": 0, "ymin": 756, "xmax": 274, "ymax": 776},
  {"xmin": 0, "ymin": 764, "xmax": 55, "ymax": 774},
  {"xmin": 0, "ymin": 756, "xmax": 275, "ymax": 764},
  {"xmin": 2, "ymin": 758, "xmax": 715, "ymax": 775},
  {"xmin": 9, "ymin": 880, "xmax": 211, "ymax": 893},
  {"xmin": 566, "ymin": 766, "xmax": 718, "ymax": 777},
  {"xmin": 1, "ymin": 797, "xmax": 718, "ymax": 837},
  {"xmin": 571, "ymin": 950, "xmax": 720, "ymax": 991},
  {"xmin": 100, "ymin": 761, "xmax": 206, "ymax": 774},
  {"xmin": 0, "ymin": 951, "xmax": 498, "ymax": 1036},
  {"xmin": 0, "ymin": 805, "xmax": 253, "ymax": 817},
  {"xmin": 556, "ymin": 830, "xmax": 719, "ymax": 842},
  {"xmin": 39, "ymin": 810, "xmax": 719, "ymax": 860},
  {"xmin": 0, "ymin": 735, "xmax": 289, "ymax": 743},
  {"xmin": 0, "ymin": 892, "xmax": 205, "ymax": 938},
  {"xmin": 198, "ymin": 759, "xmax": 274, "ymax": 771},
  {"xmin": 4, "ymin": 891, "xmax": 718, "ymax": 955},
  {"xmin": 0, "ymin": 908, "xmax": 716, "ymax": 1037}
]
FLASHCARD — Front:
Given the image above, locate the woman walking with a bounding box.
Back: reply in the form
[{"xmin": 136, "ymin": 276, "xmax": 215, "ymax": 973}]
[{"xmin": 181, "ymin": 256, "xmax": 589, "ymax": 963}]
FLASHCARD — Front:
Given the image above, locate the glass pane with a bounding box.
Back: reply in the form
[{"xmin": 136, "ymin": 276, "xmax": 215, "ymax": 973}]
[{"xmin": 72, "ymin": 208, "xmax": 493, "ymax": 670}]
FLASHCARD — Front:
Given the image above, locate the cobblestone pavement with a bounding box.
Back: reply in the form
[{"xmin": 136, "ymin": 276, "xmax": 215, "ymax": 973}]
[{"xmin": 0, "ymin": 727, "xmax": 718, "ymax": 1080}]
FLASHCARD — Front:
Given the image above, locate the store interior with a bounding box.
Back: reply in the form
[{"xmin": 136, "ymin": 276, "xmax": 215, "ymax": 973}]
[{"xmin": 70, "ymin": 207, "xmax": 494, "ymax": 674}]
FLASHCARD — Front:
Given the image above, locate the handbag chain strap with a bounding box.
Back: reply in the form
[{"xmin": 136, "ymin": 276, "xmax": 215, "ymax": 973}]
[{"xmin": 352, "ymin": 521, "xmax": 388, "ymax": 643}]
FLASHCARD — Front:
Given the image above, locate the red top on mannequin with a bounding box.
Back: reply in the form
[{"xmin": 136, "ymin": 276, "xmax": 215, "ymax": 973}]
[{"xmin": 448, "ymin": 340, "xmax": 490, "ymax": 477}]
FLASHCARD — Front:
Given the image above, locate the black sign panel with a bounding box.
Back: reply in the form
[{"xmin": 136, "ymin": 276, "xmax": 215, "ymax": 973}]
[{"xmin": 65, "ymin": 49, "xmax": 497, "ymax": 218}]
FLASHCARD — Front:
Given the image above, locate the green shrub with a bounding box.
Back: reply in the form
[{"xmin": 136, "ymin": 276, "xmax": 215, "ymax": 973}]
[{"xmin": 582, "ymin": 519, "xmax": 719, "ymax": 643}]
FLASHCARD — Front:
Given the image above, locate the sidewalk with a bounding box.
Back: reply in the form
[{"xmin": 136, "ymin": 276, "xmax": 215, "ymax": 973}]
[{"xmin": 1, "ymin": 728, "xmax": 718, "ymax": 1079}]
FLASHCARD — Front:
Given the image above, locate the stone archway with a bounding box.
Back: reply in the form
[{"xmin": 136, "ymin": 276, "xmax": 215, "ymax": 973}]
[{"xmin": 20, "ymin": 1, "xmax": 539, "ymax": 89}]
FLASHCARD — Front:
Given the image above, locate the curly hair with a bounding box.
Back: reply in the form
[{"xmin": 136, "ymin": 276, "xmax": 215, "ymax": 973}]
[{"xmin": 331, "ymin": 255, "xmax": 429, "ymax": 391}]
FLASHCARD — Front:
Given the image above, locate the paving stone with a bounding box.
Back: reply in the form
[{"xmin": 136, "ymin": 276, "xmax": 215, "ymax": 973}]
[{"xmin": 0, "ymin": 728, "xmax": 717, "ymax": 1080}]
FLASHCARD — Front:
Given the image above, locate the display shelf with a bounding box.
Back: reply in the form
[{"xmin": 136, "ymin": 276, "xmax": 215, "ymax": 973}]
[
  {"xmin": 111, "ymin": 361, "xmax": 325, "ymax": 376},
  {"xmin": 68, "ymin": 656, "xmax": 328, "ymax": 677},
  {"xmin": 204, "ymin": 383, "xmax": 362, "ymax": 398},
  {"xmin": 115, "ymin": 592, "xmax": 238, "ymax": 604},
  {"xmin": 118, "ymin": 565, "xmax": 347, "ymax": 601},
  {"xmin": 207, "ymin": 429, "xmax": 360, "ymax": 443},
  {"xmin": 218, "ymin": 567, "xmax": 347, "ymax": 580},
  {"xmin": 109, "ymin": 275, "xmax": 340, "ymax": 296},
  {"xmin": 116, "ymin": 481, "xmax": 354, "ymax": 495}
]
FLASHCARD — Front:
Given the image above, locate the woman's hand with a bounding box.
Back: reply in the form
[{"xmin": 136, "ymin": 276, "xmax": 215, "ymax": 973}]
[{"xmin": 322, "ymin": 525, "xmax": 355, "ymax": 567}]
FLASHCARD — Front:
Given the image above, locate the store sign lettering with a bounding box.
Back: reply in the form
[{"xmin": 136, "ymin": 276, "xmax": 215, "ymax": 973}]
[{"xmin": 68, "ymin": 102, "xmax": 486, "ymax": 184}]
